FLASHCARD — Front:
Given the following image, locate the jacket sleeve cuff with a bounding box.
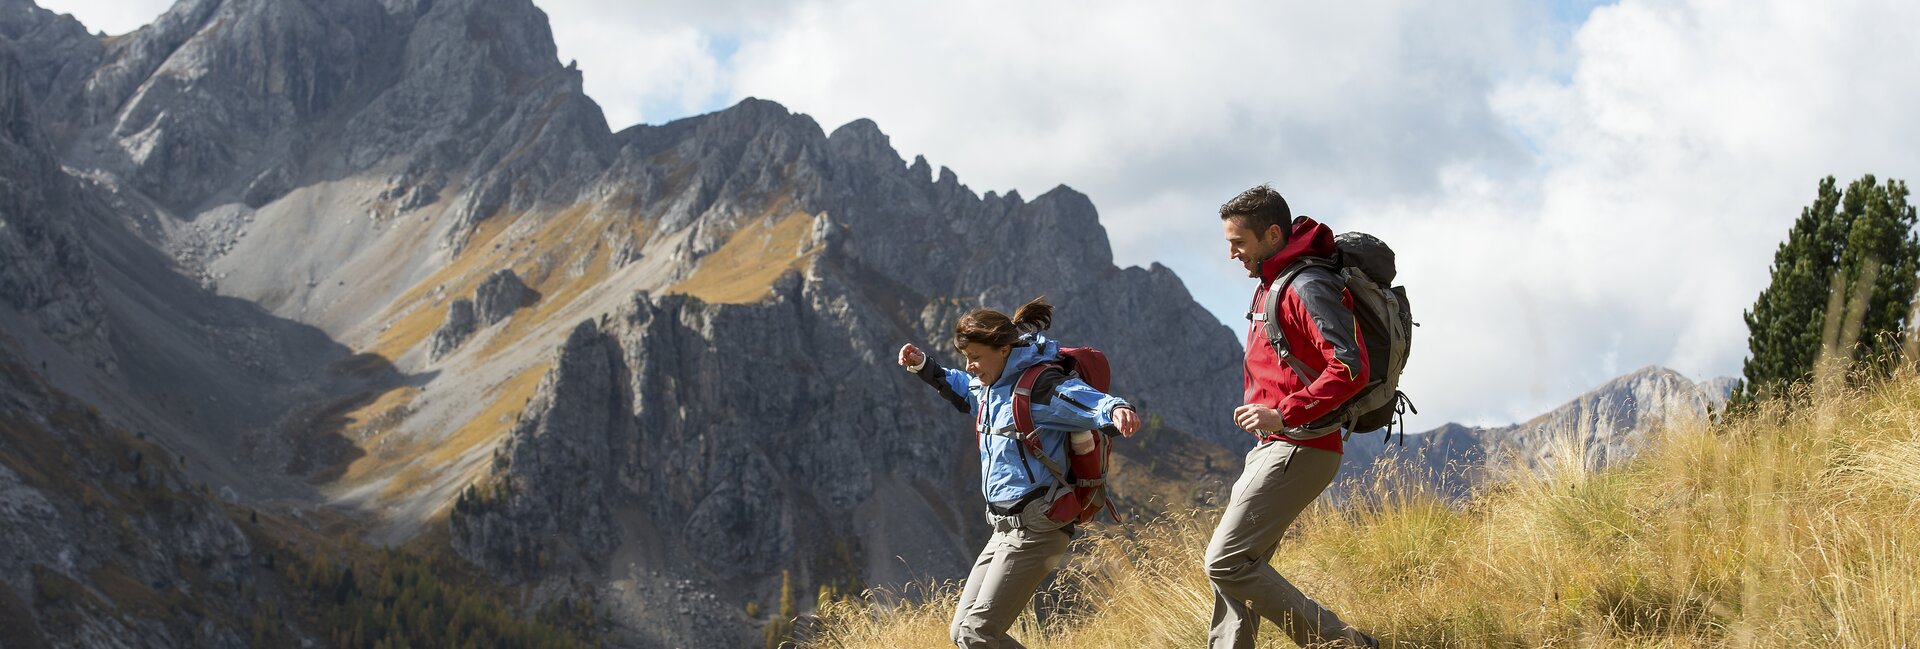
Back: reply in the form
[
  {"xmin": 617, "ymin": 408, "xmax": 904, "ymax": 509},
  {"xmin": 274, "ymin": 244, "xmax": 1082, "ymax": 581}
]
[
  {"xmin": 1273, "ymin": 400, "xmax": 1304, "ymax": 429},
  {"xmin": 1095, "ymin": 397, "xmax": 1132, "ymax": 427}
]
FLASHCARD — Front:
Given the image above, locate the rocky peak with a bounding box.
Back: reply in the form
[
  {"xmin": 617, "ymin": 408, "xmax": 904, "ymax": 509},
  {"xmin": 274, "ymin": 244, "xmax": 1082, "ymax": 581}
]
[
  {"xmin": 20, "ymin": 0, "xmax": 612, "ymax": 225},
  {"xmin": 826, "ymin": 117, "xmax": 902, "ymax": 173},
  {"xmin": 1342, "ymin": 366, "xmax": 1738, "ymax": 501},
  {"xmin": 0, "ymin": 0, "xmax": 102, "ymax": 134}
]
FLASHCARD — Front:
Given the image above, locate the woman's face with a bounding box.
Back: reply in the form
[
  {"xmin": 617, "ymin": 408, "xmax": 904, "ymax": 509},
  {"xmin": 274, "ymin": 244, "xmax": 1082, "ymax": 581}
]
[{"xmin": 959, "ymin": 342, "xmax": 1014, "ymax": 385}]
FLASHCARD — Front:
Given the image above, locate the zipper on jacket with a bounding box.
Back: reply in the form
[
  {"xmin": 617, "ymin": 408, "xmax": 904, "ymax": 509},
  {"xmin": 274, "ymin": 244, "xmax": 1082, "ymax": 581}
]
[
  {"xmin": 1057, "ymin": 393, "xmax": 1096, "ymax": 413},
  {"xmin": 1013, "ymin": 437, "xmax": 1038, "ymax": 485}
]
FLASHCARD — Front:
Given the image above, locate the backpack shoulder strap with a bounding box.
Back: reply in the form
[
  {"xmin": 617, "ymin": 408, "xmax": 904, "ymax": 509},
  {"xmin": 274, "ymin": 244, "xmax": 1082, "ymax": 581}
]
[
  {"xmin": 1010, "ymin": 362, "xmax": 1061, "ymax": 437},
  {"xmin": 1258, "ymin": 258, "xmax": 1336, "ymax": 383}
]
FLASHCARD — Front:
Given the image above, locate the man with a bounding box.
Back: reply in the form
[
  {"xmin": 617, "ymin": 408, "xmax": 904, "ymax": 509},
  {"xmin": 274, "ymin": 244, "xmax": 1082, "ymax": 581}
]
[{"xmin": 1207, "ymin": 184, "xmax": 1378, "ymax": 649}]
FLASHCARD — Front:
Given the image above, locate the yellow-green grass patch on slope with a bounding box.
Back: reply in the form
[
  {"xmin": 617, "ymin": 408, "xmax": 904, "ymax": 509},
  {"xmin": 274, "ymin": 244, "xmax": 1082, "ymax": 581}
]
[
  {"xmin": 473, "ymin": 202, "xmax": 646, "ymax": 360},
  {"xmin": 668, "ymin": 209, "xmax": 818, "ymax": 305},
  {"xmin": 366, "ymin": 200, "xmax": 657, "ymax": 361},
  {"xmin": 366, "ymin": 212, "xmax": 524, "ymax": 359},
  {"xmin": 319, "ymin": 361, "xmax": 549, "ymax": 509}
]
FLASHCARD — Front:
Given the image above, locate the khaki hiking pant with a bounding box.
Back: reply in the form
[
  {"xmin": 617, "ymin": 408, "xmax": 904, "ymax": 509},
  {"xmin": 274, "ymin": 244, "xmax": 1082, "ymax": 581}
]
[
  {"xmin": 1205, "ymin": 439, "xmax": 1370, "ymax": 649},
  {"xmin": 950, "ymin": 501, "xmax": 1071, "ymax": 648}
]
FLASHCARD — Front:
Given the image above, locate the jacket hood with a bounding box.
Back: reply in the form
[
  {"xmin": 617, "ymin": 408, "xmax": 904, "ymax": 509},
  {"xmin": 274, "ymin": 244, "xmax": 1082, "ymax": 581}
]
[
  {"xmin": 993, "ymin": 333, "xmax": 1060, "ymax": 387},
  {"xmin": 1259, "ymin": 216, "xmax": 1337, "ymax": 282}
]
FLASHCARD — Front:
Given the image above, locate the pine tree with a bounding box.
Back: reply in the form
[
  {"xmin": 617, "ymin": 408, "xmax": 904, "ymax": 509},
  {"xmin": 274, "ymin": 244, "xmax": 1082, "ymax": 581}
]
[{"xmin": 1740, "ymin": 175, "xmax": 1919, "ymax": 404}]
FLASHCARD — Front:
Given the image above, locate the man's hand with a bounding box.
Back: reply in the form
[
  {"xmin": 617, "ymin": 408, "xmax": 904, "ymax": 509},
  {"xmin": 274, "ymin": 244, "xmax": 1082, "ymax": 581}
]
[
  {"xmin": 898, "ymin": 343, "xmax": 926, "ymax": 369},
  {"xmin": 1112, "ymin": 406, "xmax": 1141, "ymax": 437},
  {"xmin": 1233, "ymin": 404, "xmax": 1285, "ymax": 434}
]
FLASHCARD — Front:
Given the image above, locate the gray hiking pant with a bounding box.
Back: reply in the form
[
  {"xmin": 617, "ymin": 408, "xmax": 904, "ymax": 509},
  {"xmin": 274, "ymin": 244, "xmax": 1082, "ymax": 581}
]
[
  {"xmin": 950, "ymin": 502, "xmax": 1071, "ymax": 648},
  {"xmin": 1205, "ymin": 439, "xmax": 1369, "ymax": 649}
]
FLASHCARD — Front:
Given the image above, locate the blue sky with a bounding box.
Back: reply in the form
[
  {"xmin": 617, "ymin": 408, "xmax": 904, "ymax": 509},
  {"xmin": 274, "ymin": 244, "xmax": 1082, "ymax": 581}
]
[{"xmin": 36, "ymin": 0, "xmax": 1920, "ymax": 429}]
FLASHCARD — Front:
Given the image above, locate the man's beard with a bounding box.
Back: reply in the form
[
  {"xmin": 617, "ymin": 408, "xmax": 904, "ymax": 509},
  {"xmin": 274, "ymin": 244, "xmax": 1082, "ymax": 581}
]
[{"xmin": 1242, "ymin": 250, "xmax": 1268, "ymax": 277}]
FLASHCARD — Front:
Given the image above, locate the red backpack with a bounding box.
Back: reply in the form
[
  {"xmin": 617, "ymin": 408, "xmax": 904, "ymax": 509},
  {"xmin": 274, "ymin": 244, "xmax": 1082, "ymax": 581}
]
[{"xmin": 1008, "ymin": 347, "xmax": 1119, "ymax": 525}]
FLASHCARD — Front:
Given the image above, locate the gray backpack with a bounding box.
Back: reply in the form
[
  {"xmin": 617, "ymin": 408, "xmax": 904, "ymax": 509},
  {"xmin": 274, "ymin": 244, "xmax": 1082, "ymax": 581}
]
[{"xmin": 1258, "ymin": 232, "xmax": 1417, "ymax": 440}]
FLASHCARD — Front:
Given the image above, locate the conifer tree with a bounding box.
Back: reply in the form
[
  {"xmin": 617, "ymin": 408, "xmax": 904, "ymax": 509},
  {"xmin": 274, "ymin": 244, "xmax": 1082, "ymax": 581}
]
[{"xmin": 1740, "ymin": 175, "xmax": 1919, "ymax": 403}]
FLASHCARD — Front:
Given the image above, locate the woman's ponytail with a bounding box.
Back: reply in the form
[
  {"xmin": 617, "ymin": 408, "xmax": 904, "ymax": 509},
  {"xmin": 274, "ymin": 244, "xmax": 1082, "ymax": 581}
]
[{"xmin": 1012, "ymin": 296, "xmax": 1052, "ymax": 333}]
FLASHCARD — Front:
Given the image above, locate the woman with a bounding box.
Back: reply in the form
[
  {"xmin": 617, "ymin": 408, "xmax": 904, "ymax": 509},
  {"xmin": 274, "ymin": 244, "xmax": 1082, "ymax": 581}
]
[{"xmin": 897, "ymin": 297, "xmax": 1140, "ymax": 649}]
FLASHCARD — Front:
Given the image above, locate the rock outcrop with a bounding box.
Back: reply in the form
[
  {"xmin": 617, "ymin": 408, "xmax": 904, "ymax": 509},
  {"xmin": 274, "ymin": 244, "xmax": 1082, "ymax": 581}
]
[
  {"xmin": 428, "ymin": 297, "xmax": 476, "ymax": 361},
  {"xmin": 451, "ymin": 321, "xmax": 626, "ymax": 576},
  {"xmin": 475, "ymin": 269, "xmax": 534, "ymax": 324},
  {"xmin": 0, "ymin": 36, "xmax": 112, "ymax": 370}
]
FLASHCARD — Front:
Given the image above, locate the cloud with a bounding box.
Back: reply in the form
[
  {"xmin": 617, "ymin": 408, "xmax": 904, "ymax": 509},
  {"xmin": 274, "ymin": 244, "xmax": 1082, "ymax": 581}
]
[
  {"xmin": 533, "ymin": 0, "xmax": 798, "ymax": 128},
  {"xmin": 1363, "ymin": 0, "xmax": 1920, "ymax": 424},
  {"xmin": 34, "ymin": 0, "xmax": 175, "ymax": 35}
]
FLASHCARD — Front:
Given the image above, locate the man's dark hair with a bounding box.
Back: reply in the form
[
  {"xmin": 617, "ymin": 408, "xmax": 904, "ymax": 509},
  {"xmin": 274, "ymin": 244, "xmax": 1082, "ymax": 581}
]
[{"xmin": 1219, "ymin": 184, "xmax": 1292, "ymax": 236}]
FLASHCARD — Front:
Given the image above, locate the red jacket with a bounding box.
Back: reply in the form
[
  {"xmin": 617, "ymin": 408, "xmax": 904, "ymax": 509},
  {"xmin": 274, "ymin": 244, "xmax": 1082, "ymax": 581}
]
[{"xmin": 1243, "ymin": 216, "xmax": 1370, "ymax": 452}]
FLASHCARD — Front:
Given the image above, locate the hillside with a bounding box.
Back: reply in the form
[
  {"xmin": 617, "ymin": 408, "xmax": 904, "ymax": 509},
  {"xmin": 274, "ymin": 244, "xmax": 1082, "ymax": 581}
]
[{"xmin": 807, "ymin": 374, "xmax": 1920, "ymax": 647}]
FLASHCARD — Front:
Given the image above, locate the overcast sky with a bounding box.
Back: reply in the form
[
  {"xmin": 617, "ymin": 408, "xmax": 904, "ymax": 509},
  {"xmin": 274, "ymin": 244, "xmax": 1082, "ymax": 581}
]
[{"xmin": 40, "ymin": 0, "xmax": 1920, "ymax": 429}]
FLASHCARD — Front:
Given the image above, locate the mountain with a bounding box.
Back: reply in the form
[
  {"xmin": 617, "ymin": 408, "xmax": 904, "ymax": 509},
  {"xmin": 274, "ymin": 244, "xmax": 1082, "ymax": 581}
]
[
  {"xmin": 0, "ymin": 0, "xmax": 1246, "ymax": 646},
  {"xmin": 1338, "ymin": 366, "xmax": 1738, "ymax": 501}
]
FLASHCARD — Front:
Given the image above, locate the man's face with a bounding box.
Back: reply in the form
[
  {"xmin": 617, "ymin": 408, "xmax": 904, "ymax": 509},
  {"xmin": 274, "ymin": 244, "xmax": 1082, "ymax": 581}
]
[{"xmin": 1223, "ymin": 216, "xmax": 1285, "ymax": 278}]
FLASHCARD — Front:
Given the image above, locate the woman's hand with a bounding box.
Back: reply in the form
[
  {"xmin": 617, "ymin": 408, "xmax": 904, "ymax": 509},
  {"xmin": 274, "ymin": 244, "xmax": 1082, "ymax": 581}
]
[
  {"xmin": 1233, "ymin": 404, "xmax": 1284, "ymax": 434},
  {"xmin": 1112, "ymin": 406, "xmax": 1141, "ymax": 437},
  {"xmin": 898, "ymin": 343, "xmax": 926, "ymax": 369}
]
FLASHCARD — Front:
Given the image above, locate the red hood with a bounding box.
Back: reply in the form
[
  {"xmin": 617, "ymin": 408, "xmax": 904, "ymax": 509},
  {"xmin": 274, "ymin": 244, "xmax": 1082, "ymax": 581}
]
[{"xmin": 1258, "ymin": 216, "xmax": 1337, "ymax": 282}]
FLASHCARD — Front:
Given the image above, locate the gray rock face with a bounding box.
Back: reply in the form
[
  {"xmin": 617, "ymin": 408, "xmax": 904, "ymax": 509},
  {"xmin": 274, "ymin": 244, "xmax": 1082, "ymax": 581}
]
[
  {"xmin": 19, "ymin": 0, "xmax": 612, "ymax": 240},
  {"xmin": 451, "ymin": 321, "xmax": 626, "ymax": 578},
  {"xmin": 427, "ymin": 269, "xmax": 534, "ymax": 361},
  {"xmin": 0, "ymin": 33, "xmax": 112, "ymax": 371},
  {"xmin": 1341, "ymin": 366, "xmax": 1737, "ymax": 501},
  {"xmin": 428, "ymin": 297, "xmax": 476, "ymax": 361},
  {"xmin": 0, "ymin": 347, "xmax": 257, "ymax": 648},
  {"xmin": 475, "ymin": 269, "xmax": 534, "ymax": 324}
]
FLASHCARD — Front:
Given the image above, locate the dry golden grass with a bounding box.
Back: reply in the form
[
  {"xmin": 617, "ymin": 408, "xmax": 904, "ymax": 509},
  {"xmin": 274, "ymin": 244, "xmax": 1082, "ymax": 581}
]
[
  {"xmin": 474, "ymin": 202, "xmax": 633, "ymax": 359},
  {"xmin": 669, "ymin": 209, "xmax": 816, "ymax": 304},
  {"xmin": 810, "ymin": 373, "xmax": 1920, "ymax": 649},
  {"xmin": 374, "ymin": 361, "xmax": 550, "ymax": 500},
  {"xmin": 325, "ymin": 361, "xmax": 549, "ymax": 503},
  {"xmin": 368, "ymin": 212, "xmax": 523, "ymax": 359},
  {"xmin": 424, "ymin": 361, "xmax": 549, "ymax": 468}
]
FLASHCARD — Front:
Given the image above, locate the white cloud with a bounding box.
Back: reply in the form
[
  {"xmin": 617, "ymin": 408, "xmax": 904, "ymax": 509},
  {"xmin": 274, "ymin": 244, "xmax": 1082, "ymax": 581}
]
[
  {"xmin": 30, "ymin": 0, "xmax": 1920, "ymax": 429},
  {"xmin": 532, "ymin": 0, "xmax": 796, "ymax": 128},
  {"xmin": 1364, "ymin": 0, "xmax": 1920, "ymax": 424},
  {"xmin": 34, "ymin": 0, "xmax": 174, "ymax": 35}
]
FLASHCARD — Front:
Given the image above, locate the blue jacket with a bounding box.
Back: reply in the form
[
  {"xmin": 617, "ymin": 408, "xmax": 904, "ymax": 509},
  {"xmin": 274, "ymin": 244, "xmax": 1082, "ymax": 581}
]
[{"xmin": 914, "ymin": 334, "xmax": 1130, "ymax": 504}]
